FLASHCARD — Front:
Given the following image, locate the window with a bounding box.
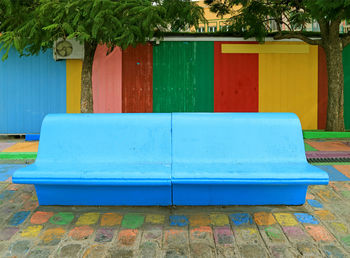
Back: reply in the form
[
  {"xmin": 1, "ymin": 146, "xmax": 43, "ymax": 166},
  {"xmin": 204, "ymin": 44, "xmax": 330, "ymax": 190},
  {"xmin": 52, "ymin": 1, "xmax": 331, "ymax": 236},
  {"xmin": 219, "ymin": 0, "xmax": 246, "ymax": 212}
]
[
  {"xmin": 208, "ymin": 26, "xmax": 217, "ymax": 32},
  {"xmin": 196, "ymin": 27, "xmax": 205, "ymax": 33}
]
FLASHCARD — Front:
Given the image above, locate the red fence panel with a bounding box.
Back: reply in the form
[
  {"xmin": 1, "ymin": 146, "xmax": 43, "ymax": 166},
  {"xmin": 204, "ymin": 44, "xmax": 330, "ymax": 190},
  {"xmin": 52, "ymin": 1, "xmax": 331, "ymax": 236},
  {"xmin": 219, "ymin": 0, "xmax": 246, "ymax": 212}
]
[
  {"xmin": 214, "ymin": 42, "xmax": 259, "ymax": 112},
  {"xmin": 122, "ymin": 44, "xmax": 153, "ymax": 113}
]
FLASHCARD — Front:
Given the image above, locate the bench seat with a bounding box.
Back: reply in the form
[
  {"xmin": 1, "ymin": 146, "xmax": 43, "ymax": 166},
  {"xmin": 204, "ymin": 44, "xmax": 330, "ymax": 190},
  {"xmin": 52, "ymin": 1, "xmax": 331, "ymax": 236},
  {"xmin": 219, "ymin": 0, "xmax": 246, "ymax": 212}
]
[
  {"xmin": 171, "ymin": 113, "xmax": 329, "ymax": 205},
  {"xmin": 13, "ymin": 112, "xmax": 328, "ymax": 206},
  {"xmin": 13, "ymin": 113, "xmax": 172, "ymax": 205},
  {"xmin": 172, "ymin": 162, "xmax": 328, "ymax": 205}
]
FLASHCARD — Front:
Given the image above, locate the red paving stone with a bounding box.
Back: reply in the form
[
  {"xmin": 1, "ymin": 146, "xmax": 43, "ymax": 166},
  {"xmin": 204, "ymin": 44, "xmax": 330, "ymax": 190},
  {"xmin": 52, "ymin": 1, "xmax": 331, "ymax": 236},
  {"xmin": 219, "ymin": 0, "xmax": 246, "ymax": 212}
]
[
  {"xmin": 305, "ymin": 225, "xmax": 335, "ymax": 242},
  {"xmin": 30, "ymin": 211, "xmax": 54, "ymax": 224}
]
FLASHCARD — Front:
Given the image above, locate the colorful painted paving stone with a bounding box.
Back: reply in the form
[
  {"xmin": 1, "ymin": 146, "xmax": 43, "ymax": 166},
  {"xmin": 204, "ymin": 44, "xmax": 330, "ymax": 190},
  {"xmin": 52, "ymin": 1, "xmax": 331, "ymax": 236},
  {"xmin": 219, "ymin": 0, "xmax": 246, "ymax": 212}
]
[
  {"xmin": 294, "ymin": 213, "xmax": 319, "ymax": 224},
  {"xmin": 100, "ymin": 213, "xmax": 122, "ymax": 226},
  {"xmin": 253, "ymin": 212, "xmax": 276, "ymax": 226},
  {"xmin": 49, "ymin": 212, "xmax": 74, "ymax": 225},
  {"xmin": 118, "ymin": 229, "xmax": 139, "ymax": 246},
  {"xmin": 40, "ymin": 228, "xmax": 66, "ymax": 245},
  {"xmin": 121, "ymin": 213, "xmax": 144, "ymax": 229},
  {"xmin": 30, "ymin": 211, "xmax": 54, "ymax": 224},
  {"xmin": 76, "ymin": 213, "xmax": 100, "ymax": 226},
  {"xmin": 282, "ymin": 226, "xmax": 309, "ymax": 241},
  {"xmin": 305, "ymin": 225, "xmax": 335, "ymax": 242},
  {"xmin": 189, "ymin": 214, "xmax": 210, "ymax": 226},
  {"xmin": 68, "ymin": 226, "xmax": 94, "ymax": 240},
  {"xmin": 145, "ymin": 214, "xmax": 165, "ymax": 224},
  {"xmin": 210, "ymin": 214, "xmax": 229, "ymax": 226},
  {"xmin": 314, "ymin": 210, "xmax": 336, "ymax": 221},
  {"xmin": 229, "ymin": 213, "xmax": 253, "ymax": 226},
  {"xmin": 95, "ymin": 228, "xmax": 114, "ymax": 242},
  {"xmin": 307, "ymin": 199, "xmax": 323, "ymax": 208},
  {"xmin": 9, "ymin": 211, "xmax": 30, "ymax": 226},
  {"xmin": 21, "ymin": 225, "xmax": 43, "ymax": 238},
  {"xmin": 315, "ymin": 165, "xmax": 350, "ymax": 181},
  {"xmin": 169, "ymin": 215, "xmax": 189, "ymax": 227},
  {"xmin": 0, "ymin": 227, "xmax": 18, "ymax": 241},
  {"xmin": 213, "ymin": 226, "xmax": 234, "ymax": 246},
  {"xmin": 273, "ymin": 213, "xmax": 298, "ymax": 226}
]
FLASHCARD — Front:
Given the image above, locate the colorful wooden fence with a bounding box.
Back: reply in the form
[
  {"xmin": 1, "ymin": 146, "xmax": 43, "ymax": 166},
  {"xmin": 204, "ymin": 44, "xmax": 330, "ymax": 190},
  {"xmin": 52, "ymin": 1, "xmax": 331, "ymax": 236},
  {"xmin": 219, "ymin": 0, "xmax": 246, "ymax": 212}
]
[
  {"xmin": 88, "ymin": 40, "xmax": 324, "ymax": 130},
  {"xmin": 2, "ymin": 39, "xmax": 350, "ymax": 133}
]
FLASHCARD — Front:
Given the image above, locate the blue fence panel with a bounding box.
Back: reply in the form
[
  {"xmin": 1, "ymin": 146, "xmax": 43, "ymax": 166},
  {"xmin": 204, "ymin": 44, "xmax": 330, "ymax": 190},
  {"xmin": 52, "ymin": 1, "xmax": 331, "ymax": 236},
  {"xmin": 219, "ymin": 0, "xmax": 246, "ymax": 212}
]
[{"xmin": 0, "ymin": 48, "xmax": 66, "ymax": 134}]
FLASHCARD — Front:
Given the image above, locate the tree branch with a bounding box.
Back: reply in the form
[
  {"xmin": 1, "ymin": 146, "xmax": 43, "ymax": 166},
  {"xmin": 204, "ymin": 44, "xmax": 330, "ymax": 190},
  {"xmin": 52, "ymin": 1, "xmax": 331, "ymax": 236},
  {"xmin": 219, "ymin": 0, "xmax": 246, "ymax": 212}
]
[{"xmin": 274, "ymin": 33, "xmax": 322, "ymax": 45}]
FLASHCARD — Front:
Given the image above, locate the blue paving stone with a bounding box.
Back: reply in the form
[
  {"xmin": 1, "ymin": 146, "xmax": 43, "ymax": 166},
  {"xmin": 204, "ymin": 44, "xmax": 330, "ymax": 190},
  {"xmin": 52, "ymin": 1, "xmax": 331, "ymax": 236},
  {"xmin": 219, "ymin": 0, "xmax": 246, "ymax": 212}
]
[
  {"xmin": 294, "ymin": 213, "xmax": 319, "ymax": 224},
  {"xmin": 307, "ymin": 199, "xmax": 324, "ymax": 208},
  {"xmin": 315, "ymin": 165, "xmax": 350, "ymax": 181},
  {"xmin": 169, "ymin": 215, "xmax": 189, "ymax": 227},
  {"xmin": 0, "ymin": 164, "xmax": 26, "ymax": 181},
  {"xmin": 9, "ymin": 211, "xmax": 30, "ymax": 226},
  {"xmin": 229, "ymin": 213, "xmax": 253, "ymax": 226},
  {"xmin": 0, "ymin": 190, "xmax": 15, "ymax": 200}
]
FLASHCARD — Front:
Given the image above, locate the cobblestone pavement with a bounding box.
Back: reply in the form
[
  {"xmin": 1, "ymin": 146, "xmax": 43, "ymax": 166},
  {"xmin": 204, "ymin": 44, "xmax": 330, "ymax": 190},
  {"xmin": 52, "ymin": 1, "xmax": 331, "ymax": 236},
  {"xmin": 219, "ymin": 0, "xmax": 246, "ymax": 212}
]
[{"xmin": 0, "ymin": 139, "xmax": 350, "ymax": 257}]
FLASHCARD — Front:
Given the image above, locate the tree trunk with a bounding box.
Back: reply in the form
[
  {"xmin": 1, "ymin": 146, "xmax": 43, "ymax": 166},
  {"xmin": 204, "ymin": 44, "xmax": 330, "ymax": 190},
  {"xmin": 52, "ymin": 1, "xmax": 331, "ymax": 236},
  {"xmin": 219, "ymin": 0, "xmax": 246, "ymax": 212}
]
[
  {"xmin": 80, "ymin": 42, "xmax": 97, "ymax": 113},
  {"xmin": 323, "ymin": 39, "xmax": 345, "ymax": 131}
]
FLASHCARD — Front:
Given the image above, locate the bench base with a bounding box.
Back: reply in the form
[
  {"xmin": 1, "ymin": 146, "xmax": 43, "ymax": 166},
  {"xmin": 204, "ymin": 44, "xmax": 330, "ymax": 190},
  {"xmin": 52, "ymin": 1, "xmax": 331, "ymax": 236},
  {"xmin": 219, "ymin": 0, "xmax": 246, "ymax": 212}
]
[
  {"xmin": 35, "ymin": 184, "xmax": 172, "ymax": 206},
  {"xmin": 172, "ymin": 184, "xmax": 308, "ymax": 205}
]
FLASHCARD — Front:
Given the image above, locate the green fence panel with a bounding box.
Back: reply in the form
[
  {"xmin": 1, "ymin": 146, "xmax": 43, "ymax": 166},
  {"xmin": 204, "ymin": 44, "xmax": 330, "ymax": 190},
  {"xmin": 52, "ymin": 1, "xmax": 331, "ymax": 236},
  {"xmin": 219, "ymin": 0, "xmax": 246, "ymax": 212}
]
[
  {"xmin": 153, "ymin": 41, "xmax": 214, "ymax": 112},
  {"xmin": 344, "ymin": 45, "xmax": 350, "ymax": 130}
]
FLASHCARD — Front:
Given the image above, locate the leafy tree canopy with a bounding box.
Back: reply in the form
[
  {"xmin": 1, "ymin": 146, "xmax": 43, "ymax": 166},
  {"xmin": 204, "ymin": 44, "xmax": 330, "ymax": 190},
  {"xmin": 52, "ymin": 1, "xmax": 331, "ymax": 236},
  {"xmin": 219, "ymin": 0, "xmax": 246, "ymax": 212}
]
[
  {"xmin": 205, "ymin": 0, "xmax": 350, "ymax": 46},
  {"xmin": 0, "ymin": 0, "xmax": 205, "ymax": 60}
]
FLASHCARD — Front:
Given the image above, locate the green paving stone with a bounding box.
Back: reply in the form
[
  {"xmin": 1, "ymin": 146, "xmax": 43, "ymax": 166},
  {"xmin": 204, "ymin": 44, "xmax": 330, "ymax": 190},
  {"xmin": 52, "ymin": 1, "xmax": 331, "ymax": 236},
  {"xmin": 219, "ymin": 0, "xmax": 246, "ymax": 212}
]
[
  {"xmin": 121, "ymin": 213, "xmax": 145, "ymax": 229},
  {"xmin": 310, "ymin": 162, "xmax": 350, "ymax": 166},
  {"xmin": 49, "ymin": 212, "xmax": 74, "ymax": 225},
  {"xmin": 340, "ymin": 191, "xmax": 350, "ymax": 198},
  {"xmin": 341, "ymin": 235, "xmax": 350, "ymax": 247},
  {"xmin": 303, "ymin": 131, "xmax": 350, "ymax": 139},
  {"xmin": 265, "ymin": 226, "xmax": 283, "ymax": 240},
  {"xmin": 0, "ymin": 152, "xmax": 37, "ymax": 160},
  {"xmin": 305, "ymin": 143, "xmax": 317, "ymax": 151}
]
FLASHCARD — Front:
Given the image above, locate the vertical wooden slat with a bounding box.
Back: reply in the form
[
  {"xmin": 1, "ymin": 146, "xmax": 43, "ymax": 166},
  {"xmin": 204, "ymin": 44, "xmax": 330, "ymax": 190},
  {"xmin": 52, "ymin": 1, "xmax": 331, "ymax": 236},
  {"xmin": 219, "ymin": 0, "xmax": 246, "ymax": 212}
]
[
  {"xmin": 259, "ymin": 42, "xmax": 318, "ymax": 130},
  {"xmin": 92, "ymin": 44, "xmax": 122, "ymax": 113},
  {"xmin": 153, "ymin": 41, "xmax": 214, "ymax": 113},
  {"xmin": 122, "ymin": 43, "xmax": 153, "ymax": 113},
  {"xmin": 66, "ymin": 60, "xmax": 82, "ymax": 113},
  {"xmin": 343, "ymin": 45, "xmax": 350, "ymax": 130},
  {"xmin": 214, "ymin": 41, "xmax": 259, "ymax": 112},
  {"xmin": 318, "ymin": 46, "xmax": 328, "ymax": 129}
]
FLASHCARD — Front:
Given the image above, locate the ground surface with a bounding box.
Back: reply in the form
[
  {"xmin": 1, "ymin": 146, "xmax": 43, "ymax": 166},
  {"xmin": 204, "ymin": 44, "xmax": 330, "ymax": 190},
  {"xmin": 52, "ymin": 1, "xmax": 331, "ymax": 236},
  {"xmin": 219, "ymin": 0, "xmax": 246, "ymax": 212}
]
[{"xmin": 1, "ymin": 138, "xmax": 350, "ymax": 257}]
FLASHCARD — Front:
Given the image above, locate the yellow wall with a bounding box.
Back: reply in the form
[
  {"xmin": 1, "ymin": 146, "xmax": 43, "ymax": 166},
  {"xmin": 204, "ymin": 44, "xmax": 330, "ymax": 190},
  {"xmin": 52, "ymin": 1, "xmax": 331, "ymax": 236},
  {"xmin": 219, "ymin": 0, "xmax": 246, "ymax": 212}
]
[
  {"xmin": 194, "ymin": 0, "xmax": 236, "ymax": 32},
  {"xmin": 66, "ymin": 60, "xmax": 82, "ymax": 113},
  {"xmin": 258, "ymin": 42, "xmax": 318, "ymax": 129}
]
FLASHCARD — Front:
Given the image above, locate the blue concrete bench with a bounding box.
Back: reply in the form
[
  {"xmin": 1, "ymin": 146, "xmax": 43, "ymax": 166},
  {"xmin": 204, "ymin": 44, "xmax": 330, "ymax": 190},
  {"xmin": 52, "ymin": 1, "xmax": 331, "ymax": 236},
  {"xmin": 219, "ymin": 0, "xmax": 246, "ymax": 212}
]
[
  {"xmin": 171, "ymin": 113, "xmax": 329, "ymax": 205},
  {"xmin": 13, "ymin": 113, "xmax": 172, "ymax": 205},
  {"xmin": 13, "ymin": 112, "xmax": 328, "ymax": 206}
]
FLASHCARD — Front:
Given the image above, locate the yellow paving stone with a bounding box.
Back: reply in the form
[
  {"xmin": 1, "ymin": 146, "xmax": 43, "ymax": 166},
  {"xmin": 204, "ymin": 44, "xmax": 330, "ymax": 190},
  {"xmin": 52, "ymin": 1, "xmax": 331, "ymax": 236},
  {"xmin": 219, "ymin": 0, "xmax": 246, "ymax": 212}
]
[
  {"xmin": 21, "ymin": 225, "xmax": 43, "ymax": 237},
  {"xmin": 254, "ymin": 212, "xmax": 276, "ymax": 226},
  {"xmin": 330, "ymin": 222, "xmax": 348, "ymax": 234},
  {"xmin": 145, "ymin": 214, "xmax": 165, "ymax": 224},
  {"xmin": 76, "ymin": 213, "xmax": 100, "ymax": 226},
  {"xmin": 2, "ymin": 142, "xmax": 38, "ymax": 152},
  {"xmin": 314, "ymin": 210, "xmax": 336, "ymax": 221},
  {"xmin": 274, "ymin": 213, "xmax": 298, "ymax": 226},
  {"xmin": 189, "ymin": 214, "xmax": 211, "ymax": 226},
  {"xmin": 210, "ymin": 214, "xmax": 229, "ymax": 226},
  {"xmin": 41, "ymin": 228, "xmax": 66, "ymax": 244},
  {"xmin": 100, "ymin": 213, "xmax": 122, "ymax": 226}
]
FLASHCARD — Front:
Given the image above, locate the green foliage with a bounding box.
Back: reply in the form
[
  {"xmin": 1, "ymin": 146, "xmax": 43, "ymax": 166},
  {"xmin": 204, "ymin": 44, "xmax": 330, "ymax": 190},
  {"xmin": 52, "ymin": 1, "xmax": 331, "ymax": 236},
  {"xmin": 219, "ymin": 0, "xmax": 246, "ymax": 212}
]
[
  {"xmin": 0, "ymin": 0, "xmax": 205, "ymax": 59},
  {"xmin": 204, "ymin": 0, "xmax": 350, "ymax": 41}
]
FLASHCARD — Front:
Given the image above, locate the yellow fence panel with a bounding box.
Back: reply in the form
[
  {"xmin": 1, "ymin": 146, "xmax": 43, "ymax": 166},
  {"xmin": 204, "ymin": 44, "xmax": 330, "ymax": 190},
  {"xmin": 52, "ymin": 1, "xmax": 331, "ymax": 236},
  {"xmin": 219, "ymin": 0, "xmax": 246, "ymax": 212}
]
[
  {"xmin": 259, "ymin": 42, "xmax": 318, "ymax": 129},
  {"xmin": 66, "ymin": 60, "xmax": 82, "ymax": 113}
]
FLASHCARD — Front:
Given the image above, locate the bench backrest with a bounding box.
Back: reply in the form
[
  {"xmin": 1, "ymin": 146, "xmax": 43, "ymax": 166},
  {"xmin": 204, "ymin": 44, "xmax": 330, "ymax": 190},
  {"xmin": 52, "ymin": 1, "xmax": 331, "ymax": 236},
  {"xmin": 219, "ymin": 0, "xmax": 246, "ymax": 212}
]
[
  {"xmin": 36, "ymin": 113, "xmax": 172, "ymax": 165},
  {"xmin": 172, "ymin": 113, "xmax": 306, "ymax": 164}
]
